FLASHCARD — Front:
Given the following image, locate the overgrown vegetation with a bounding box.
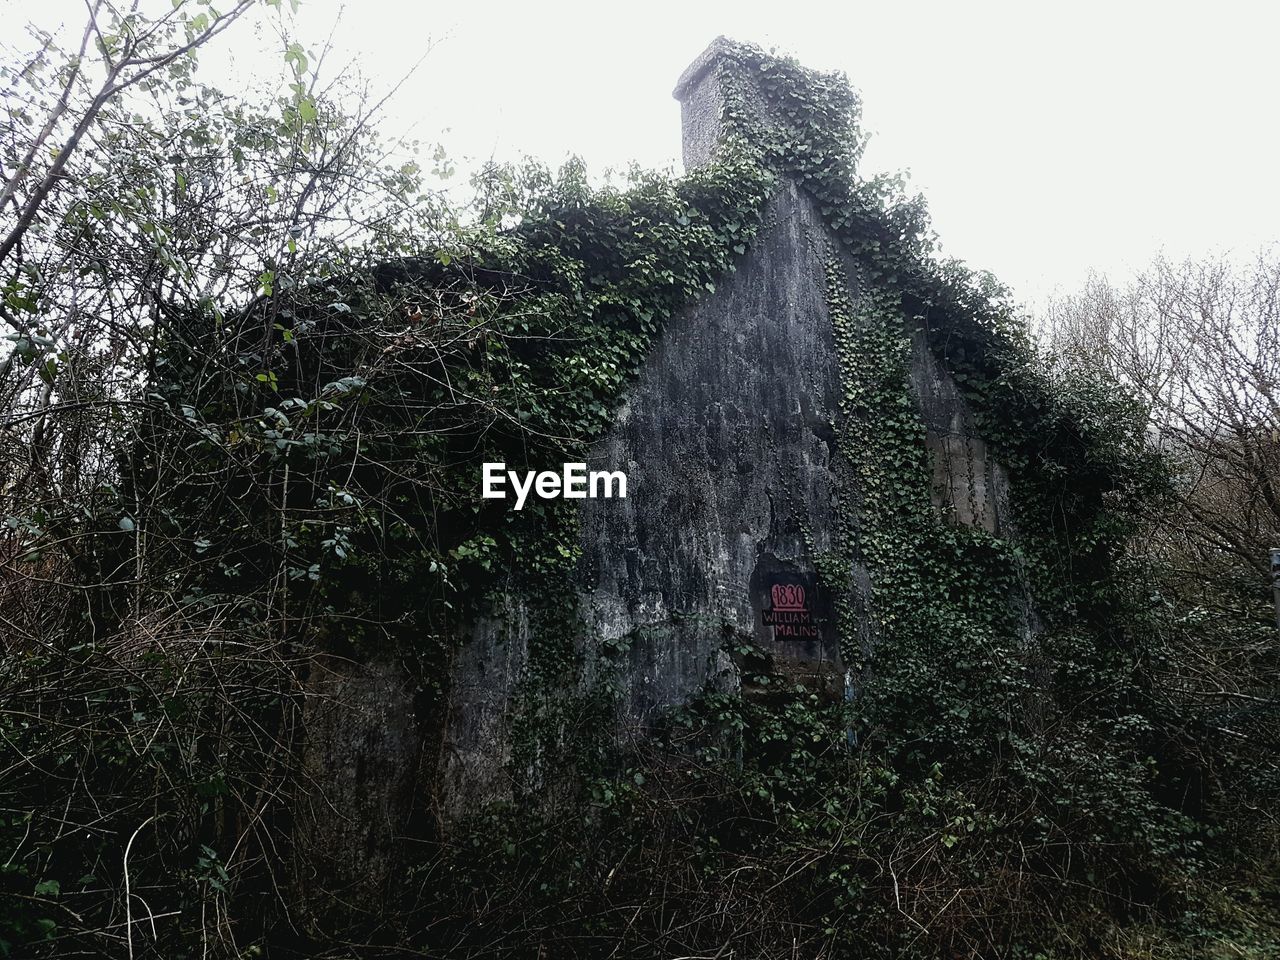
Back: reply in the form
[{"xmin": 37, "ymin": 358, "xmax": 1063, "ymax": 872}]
[{"xmin": 1, "ymin": 9, "xmax": 1276, "ymax": 959}]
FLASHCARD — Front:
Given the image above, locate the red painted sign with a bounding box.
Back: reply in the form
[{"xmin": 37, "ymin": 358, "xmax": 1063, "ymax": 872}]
[{"xmin": 762, "ymin": 579, "xmax": 819, "ymax": 640}]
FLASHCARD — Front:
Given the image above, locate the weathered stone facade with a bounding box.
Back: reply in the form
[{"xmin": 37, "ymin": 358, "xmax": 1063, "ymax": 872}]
[
  {"xmin": 439, "ymin": 39, "xmax": 1027, "ymax": 813},
  {"xmin": 299, "ymin": 41, "xmax": 1037, "ymax": 869}
]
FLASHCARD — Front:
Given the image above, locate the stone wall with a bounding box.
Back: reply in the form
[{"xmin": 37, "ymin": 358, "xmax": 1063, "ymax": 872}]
[{"xmin": 440, "ymin": 178, "xmax": 865, "ymax": 814}]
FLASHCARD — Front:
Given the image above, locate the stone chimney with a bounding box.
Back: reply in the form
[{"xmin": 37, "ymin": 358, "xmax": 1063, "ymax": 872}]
[{"xmin": 672, "ymin": 37, "xmax": 737, "ymax": 170}]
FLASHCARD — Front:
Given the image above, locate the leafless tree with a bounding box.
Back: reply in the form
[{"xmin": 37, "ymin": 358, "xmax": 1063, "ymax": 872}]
[{"xmin": 1040, "ymin": 251, "xmax": 1280, "ymax": 709}]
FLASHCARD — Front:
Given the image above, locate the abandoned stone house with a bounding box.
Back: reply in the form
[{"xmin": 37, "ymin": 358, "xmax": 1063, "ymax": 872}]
[
  {"xmin": 440, "ymin": 36, "xmax": 1029, "ymax": 802},
  {"xmin": 298, "ymin": 38, "xmax": 1038, "ymax": 906}
]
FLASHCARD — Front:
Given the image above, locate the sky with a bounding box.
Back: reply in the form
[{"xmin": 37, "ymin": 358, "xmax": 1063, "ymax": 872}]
[{"xmin": 7, "ymin": 0, "xmax": 1280, "ymax": 307}]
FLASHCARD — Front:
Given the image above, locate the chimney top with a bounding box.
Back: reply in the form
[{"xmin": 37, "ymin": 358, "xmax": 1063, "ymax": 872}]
[{"xmin": 672, "ymin": 36, "xmax": 737, "ymax": 101}]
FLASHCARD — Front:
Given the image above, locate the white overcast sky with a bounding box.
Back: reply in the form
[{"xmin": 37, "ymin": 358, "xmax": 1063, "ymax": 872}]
[{"xmin": 7, "ymin": 0, "xmax": 1280, "ymax": 305}]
